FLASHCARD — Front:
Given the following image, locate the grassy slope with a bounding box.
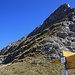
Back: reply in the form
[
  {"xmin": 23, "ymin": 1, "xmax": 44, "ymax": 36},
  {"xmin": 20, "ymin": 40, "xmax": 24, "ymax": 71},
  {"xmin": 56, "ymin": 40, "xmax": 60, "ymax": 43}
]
[
  {"xmin": 0, "ymin": 53, "xmax": 62, "ymax": 75},
  {"xmin": 0, "ymin": 53, "xmax": 75, "ymax": 75}
]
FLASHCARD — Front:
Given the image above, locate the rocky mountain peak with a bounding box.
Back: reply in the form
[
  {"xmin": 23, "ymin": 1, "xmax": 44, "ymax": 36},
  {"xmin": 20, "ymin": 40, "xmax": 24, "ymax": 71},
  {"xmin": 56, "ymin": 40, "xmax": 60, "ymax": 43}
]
[
  {"xmin": 60, "ymin": 3, "xmax": 70, "ymax": 8},
  {"xmin": 27, "ymin": 4, "xmax": 75, "ymax": 37},
  {"xmin": 0, "ymin": 4, "xmax": 75, "ymax": 64}
]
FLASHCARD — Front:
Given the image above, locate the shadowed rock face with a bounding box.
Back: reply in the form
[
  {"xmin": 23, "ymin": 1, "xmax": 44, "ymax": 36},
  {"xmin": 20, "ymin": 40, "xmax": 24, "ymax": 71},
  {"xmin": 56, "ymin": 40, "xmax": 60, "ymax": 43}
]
[
  {"xmin": 0, "ymin": 3, "xmax": 75, "ymax": 64},
  {"xmin": 27, "ymin": 4, "xmax": 75, "ymax": 37}
]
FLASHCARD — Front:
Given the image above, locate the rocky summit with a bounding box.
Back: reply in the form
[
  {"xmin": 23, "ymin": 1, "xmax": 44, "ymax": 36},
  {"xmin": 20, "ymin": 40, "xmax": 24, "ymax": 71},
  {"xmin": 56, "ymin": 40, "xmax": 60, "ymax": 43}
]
[{"xmin": 0, "ymin": 3, "xmax": 75, "ymax": 64}]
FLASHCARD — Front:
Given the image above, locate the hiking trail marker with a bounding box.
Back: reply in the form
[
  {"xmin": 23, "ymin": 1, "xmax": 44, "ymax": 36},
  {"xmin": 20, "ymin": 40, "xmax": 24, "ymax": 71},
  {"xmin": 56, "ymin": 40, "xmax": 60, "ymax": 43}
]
[{"xmin": 51, "ymin": 51, "xmax": 75, "ymax": 75}]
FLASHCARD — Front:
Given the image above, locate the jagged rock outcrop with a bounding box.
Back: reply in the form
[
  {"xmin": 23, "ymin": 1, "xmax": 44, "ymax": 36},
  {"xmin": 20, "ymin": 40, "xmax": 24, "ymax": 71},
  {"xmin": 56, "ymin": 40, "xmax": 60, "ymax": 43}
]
[
  {"xmin": 0, "ymin": 36, "xmax": 27, "ymax": 55},
  {"xmin": 27, "ymin": 4, "xmax": 75, "ymax": 37},
  {"xmin": 0, "ymin": 3, "xmax": 75, "ymax": 64}
]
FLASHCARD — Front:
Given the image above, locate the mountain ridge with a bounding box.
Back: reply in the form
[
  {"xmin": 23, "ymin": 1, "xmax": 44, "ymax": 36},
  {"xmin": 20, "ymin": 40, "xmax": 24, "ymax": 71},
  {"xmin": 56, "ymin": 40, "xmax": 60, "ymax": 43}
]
[
  {"xmin": 0, "ymin": 3, "xmax": 75, "ymax": 64},
  {"xmin": 27, "ymin": 3, "xmax": 75, "ymax": 37}
]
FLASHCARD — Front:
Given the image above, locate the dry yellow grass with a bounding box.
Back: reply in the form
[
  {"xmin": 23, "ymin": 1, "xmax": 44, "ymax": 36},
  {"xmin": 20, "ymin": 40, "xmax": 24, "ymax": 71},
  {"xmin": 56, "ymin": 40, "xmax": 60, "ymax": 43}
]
[{"xmin": 0, "ymin": 53, "xmax": 75, "ymax": 75}]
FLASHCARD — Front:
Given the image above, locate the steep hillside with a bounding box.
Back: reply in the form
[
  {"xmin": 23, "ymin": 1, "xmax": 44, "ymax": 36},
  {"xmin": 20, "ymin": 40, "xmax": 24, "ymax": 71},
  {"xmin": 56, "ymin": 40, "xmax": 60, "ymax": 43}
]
[
  {"xmin": 0, "ymin": 54, "xmax": 75, "ymax": 75},
  {"xmin": 0, "ymin": 3, "xmax": 75, "ymax": 65}
]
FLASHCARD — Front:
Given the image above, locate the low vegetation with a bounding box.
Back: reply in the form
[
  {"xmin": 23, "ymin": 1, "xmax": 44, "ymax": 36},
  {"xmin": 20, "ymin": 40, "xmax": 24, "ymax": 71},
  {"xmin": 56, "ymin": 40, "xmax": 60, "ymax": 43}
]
[{"xmin": 0, "ymin": 53, "xmax": 75, "ymax": 75}]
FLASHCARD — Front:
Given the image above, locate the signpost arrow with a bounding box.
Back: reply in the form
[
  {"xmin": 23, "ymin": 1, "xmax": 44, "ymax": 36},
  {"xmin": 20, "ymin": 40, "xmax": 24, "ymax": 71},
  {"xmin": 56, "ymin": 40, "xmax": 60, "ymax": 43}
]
[
  {"xmin": 63, "ymin": 51, "xmax": 75, "ymax": 57},
  {"xmin": 66, "ymin": 54, "xmax": 75, "ymax": 69}
]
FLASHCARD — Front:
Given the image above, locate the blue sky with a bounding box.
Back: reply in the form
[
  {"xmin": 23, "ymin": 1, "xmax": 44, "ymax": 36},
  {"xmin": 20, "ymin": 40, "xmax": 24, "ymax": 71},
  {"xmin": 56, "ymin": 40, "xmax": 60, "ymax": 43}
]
[{"xmin": 0, "ymin": 0, "xmax": 75, "ymax": 49}]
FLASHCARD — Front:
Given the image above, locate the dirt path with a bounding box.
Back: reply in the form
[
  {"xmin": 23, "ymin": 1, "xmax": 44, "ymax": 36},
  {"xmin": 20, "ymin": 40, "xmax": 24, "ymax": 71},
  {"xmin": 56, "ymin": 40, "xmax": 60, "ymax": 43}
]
[{"xmin": 0, "ymin": 63, "xmax": 11, "ymax": 69}]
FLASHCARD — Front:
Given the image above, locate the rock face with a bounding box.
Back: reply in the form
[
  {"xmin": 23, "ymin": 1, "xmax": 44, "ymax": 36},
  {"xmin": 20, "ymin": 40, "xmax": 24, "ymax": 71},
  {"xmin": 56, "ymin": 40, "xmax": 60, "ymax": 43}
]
[
  {"xmin": 0, "ymin": 36, "xmax": 27, "ymax": 55},
  {"xmin": 27, "ymin": 4, "xmax": 75, "ymax": 37},
  {"xmin": 0, "ymin": 3, "xmax": 75, "ymax": 64}
]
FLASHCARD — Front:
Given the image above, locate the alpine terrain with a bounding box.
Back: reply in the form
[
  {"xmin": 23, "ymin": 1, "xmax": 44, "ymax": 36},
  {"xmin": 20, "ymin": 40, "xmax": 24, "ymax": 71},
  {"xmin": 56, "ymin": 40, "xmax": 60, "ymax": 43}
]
[{"xmin": 0, "ymin": 3, "xmax": 75, "ymax": 75}]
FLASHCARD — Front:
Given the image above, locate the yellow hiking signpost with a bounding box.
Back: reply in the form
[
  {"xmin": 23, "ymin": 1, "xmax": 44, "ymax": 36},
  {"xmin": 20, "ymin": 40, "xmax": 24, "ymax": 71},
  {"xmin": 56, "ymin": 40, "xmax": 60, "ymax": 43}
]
[{"xmin": 51, "ymin": 51, "xmax": 75, "ymax": 75}]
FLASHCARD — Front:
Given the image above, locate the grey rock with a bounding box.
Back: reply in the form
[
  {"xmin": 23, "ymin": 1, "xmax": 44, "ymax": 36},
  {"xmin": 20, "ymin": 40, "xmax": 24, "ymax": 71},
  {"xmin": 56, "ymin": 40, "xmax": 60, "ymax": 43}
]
[
  {"xmin": 68, "ymin": 32, "xmax": 75, "ymax": 37},
  {"xmin": 69, "ymin": 24, "xmax": 75, "ymax": 32},
  {"xmin": 72, "ymin": 38, "xmax": 75, "ymax": 42},
  {"xmin": 71, "ymin": 15, "xmax": 75, "ymax": 22},
  {"xmin": 57, "ymin": 32, "xmax": 68, "ymax": 39}
]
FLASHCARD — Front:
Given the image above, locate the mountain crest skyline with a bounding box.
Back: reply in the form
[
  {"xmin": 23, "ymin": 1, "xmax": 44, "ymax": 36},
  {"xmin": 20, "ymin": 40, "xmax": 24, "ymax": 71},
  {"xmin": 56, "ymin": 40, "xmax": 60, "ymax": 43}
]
[{"xmin": 0, "ymin": 3, "xmax": 75, "ymax": 64}]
